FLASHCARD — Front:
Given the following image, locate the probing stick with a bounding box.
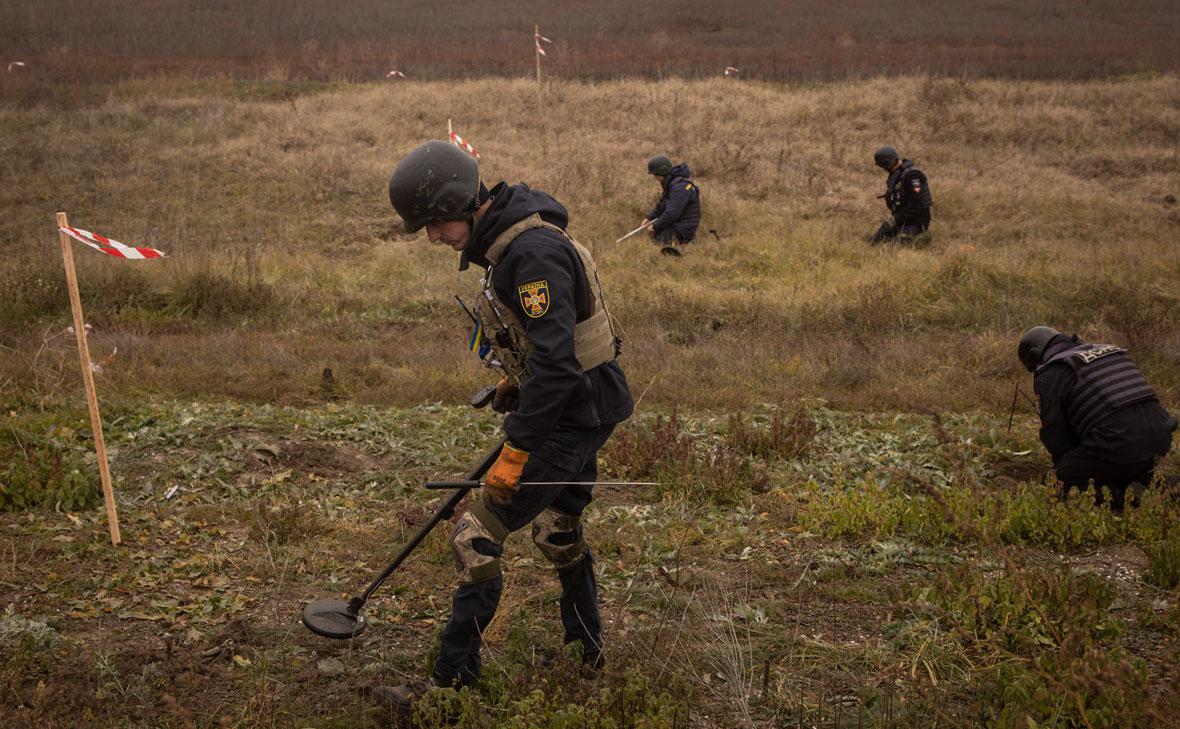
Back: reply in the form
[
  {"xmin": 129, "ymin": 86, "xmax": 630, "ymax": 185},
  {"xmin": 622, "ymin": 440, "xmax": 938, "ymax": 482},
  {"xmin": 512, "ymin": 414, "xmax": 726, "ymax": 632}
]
[{"xmin": 615, "ymin": 220, "xmax": 652, "ymax": 244}]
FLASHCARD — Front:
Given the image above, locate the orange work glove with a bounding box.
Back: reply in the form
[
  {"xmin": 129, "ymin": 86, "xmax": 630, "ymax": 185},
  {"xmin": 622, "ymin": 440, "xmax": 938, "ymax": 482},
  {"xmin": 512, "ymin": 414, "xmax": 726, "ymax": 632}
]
[{"xmin": 484, "ymin": 442, "xmax": 529, "ymax": 505}]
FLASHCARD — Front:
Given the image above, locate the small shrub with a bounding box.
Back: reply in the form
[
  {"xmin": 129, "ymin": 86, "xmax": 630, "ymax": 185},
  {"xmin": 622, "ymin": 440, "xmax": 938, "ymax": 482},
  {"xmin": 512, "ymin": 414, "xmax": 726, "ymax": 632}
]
[
  {"xmin": 166, "ymin": 268, "xmax": 273, "ymax": 319},
  {"xmin": 606, "ymin": 411, "xmax": 695, "ymax": 483},
  {"xmin": 726, "ymin": 409, "xmax": 816, "ymax": 460},
  {"xmin": 1145, "ymin": 531, "xmax": 1180, "ymax": 590},
  {"xmin": 0, "ymin": 418, "xmax": 99, "ymax": 512}
]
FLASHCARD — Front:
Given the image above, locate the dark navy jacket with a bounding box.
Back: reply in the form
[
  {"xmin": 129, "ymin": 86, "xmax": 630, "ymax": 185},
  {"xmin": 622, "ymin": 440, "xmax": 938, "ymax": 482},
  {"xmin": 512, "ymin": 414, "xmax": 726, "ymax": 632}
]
[
  {"xmin": 1034, "ymin": 336, "xmax": 1175, "ymax": 464},
  {"xmin": 647, "ymin": 163, "xmax": 701, "ymax": 241},
  {"xmin": 465, "ymin": 182, "xmax": 634, "ymax": 454},
  {"xmin": 884, "ymin": 160, "xmax": 932, "ymax": 228}
]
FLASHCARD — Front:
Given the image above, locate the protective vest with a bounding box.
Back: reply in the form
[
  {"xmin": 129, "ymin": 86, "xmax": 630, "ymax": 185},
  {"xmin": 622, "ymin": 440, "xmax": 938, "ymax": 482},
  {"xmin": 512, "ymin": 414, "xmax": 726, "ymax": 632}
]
[
  {"xmin": 472, "ymin": 214, "xmax": 619, "ymax": 385},
  {"xmin": 1038, "ymin": 343, "xmax": 1159, "ymax": 435},
  {"xmin": 884, "ymin": 162, "xmax": 930, "ymax": 212}
]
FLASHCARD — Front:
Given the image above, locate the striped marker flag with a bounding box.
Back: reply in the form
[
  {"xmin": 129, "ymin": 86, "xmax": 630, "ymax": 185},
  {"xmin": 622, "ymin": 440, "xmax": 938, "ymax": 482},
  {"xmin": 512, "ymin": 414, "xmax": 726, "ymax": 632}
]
[
  {"xmin": 59, "ymin": 226, "xmax": 165, "ymax": 259},
  {"xmin": 535, "ymin": 33, "xmax": 552, "ymax": 56},
  {"xmin": 449, "ymin": 130, "xmax": 480, "ymax": 160}
]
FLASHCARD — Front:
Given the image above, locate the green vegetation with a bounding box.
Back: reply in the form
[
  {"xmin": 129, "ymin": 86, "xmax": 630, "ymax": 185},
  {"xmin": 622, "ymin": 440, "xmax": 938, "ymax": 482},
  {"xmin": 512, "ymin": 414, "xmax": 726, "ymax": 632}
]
[
  {"xmin": 0, "ymin": 413, "xmax": 100, "ymax": 511},
  {"xmin": 0, "ymin": 400, "xmax": 1174, "ymax": 726}
]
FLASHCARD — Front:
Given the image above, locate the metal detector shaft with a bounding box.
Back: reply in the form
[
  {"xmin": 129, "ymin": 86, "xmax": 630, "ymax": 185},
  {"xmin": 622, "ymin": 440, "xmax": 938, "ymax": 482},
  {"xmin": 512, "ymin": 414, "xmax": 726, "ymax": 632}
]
[
  {"xmin": 346, "ymin": 439, "xmax": 506, "ymax": 614},
  {"xmin": 425, "ymin": 480, "xmax": 659, "ymax": 490}
]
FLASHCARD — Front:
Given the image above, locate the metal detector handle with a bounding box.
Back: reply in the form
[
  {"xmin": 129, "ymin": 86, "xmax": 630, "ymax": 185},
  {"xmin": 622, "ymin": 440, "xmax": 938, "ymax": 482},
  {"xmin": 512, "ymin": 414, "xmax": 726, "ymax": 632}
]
[
  {"xmin": 349, "ymin": 438, "xmax": 506, "ymax": 612},
  {"xmin": 470, "ymin": 385, "xmax": 496, "ymax": 409},
  {"xmin": 425, "ymin": 480, "xmax": 481, "ymax": 490}
]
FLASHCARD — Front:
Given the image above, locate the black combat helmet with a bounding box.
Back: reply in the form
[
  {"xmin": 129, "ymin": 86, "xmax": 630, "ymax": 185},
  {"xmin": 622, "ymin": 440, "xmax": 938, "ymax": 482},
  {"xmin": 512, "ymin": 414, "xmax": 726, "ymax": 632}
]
[
  {"xmin": 1018, "ymin": 326, "xmax": 1062, "ymax": 372},
  {"xmin": 388, "ymin": 141, "xmax": 480, "ymax": 233},
  {"xmin": 873, "ymin": 146, "xmax": 899, "ymax": 170},
  {"xmin": 647, "ymin": 154, "xmax": 673, "ymax": 176}
]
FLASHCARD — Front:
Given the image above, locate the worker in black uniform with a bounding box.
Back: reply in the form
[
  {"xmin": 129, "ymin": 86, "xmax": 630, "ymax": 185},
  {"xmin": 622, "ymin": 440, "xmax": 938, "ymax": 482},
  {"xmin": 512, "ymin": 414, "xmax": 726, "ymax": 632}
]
[
  {"xmin": 1019, "ymin": 326, "xmax": 1176, "ymax": 511},
  {"xmin": 870, "ymin": 146, "xmax": 932, "ymax": 245},
  {"xmin": 376, "ymin": 140, "xmax": 634, "ymax": 713},
  {"xmin": 643, "ymin": 154, "xmax": 701, "ymax": 254}
]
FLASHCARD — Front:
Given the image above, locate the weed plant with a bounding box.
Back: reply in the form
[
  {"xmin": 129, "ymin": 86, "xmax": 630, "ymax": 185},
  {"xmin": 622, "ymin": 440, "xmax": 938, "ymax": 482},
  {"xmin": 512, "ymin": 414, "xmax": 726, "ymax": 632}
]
[{"xmin": 0, "ymin": 413, "xmax": 99, "ymax": 511}]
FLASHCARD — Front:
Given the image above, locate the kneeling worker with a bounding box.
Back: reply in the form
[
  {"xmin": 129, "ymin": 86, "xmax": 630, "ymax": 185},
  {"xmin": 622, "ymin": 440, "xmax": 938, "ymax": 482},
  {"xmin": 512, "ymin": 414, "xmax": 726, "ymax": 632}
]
[
  {"xmin": 378, "ymin": 140, "xmax": 634, "ymax": 712},
  {"xmin": 1019, "ymin": 326, "xmax": 1176, "ymax": 510},
  {"xmin": 870, "ymin": 145, "xmax": 932, "ymax": 245},
  {"xmin": 644, "ymin": 154, "xmax": 700, "ymax": 253}
]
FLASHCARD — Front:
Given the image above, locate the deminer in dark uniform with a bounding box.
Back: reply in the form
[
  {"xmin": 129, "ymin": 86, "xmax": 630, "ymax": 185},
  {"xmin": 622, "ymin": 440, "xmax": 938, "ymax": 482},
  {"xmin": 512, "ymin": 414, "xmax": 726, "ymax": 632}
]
[
  {"xmin": 643, "ymin": 154, "xmax": 701, "ymax": 254},
  {"xmin": 870, "ymin": 146, "xmax": 933, "ymax": 245},
  {"xmin": 1019, "ymin": 326, "xmax": 1176, "ymax": 511},
  {"xmin": 376, "ymin": 140, "xmax": 634, "ymax": 713}
]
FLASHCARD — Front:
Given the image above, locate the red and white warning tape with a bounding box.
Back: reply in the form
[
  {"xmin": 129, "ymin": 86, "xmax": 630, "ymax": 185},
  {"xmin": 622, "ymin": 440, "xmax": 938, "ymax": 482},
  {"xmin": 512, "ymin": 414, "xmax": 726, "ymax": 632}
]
[
  {"xmin": 59, "ymin": 226, "xmax": 165, "ymax": 259},
  {"xmin": 449, "ymin": 131, "xmax": 480, "ymax": 160},
  {"xmin": 386, "ymin": 69, "xmax": 406, "ymax": 79},
  {"xmin": 724, "ymin": 66, "xmax": 740, "ymax": 76},
  {"xmin": 8, "ymin": 61, "xmax": 26, "ymax": 72},
  {"xmin": 535, "ymin": 33, "xmax": 552, "ymax": 56}
]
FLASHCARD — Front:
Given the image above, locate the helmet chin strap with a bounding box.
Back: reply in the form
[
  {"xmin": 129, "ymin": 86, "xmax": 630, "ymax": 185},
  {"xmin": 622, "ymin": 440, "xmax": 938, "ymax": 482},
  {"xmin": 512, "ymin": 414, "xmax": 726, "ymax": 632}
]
[{"xmin": 458, "ymin": 184, "xmax": 494, "ymax": 272}]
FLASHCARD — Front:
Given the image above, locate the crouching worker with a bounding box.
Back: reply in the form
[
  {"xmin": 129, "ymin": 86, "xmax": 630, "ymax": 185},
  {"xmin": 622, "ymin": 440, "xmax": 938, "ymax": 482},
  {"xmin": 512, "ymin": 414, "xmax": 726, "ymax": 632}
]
[
  {"xmin": 375, "ymin": 141, "xmax": 634, "ymax": 714},
  {"xmin": 643, "ymin": 154, "xmax": 701, "ymax": 254},
  {"xmin": 870, "ymin": 145, "xmax": 932, "ymax": 245},
  {"xmin": 1019, "ymin": 326, "xmax": 1176, "ymax": 511}
]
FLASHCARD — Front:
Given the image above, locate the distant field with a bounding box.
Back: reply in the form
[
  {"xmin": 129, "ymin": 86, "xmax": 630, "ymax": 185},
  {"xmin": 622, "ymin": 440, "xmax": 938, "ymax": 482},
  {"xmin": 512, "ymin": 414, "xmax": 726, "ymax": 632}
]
[
  {"xmin": 1, "ymin": 0, "xmax": 1179, "ymax": 89},
  {"xmin": 2, "ymin": 75, "xmax": 1179, "ymax": 415}
]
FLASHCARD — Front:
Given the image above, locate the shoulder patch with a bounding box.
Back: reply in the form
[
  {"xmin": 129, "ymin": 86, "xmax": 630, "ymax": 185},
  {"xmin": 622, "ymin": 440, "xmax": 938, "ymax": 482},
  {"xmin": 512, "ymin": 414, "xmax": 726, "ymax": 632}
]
[
  {"xmin": 684, "ymin": 182, "xmax": 694, "ymax": 190},
  {"xmin": 518, "ymin": 280, "xmax": 550, "ymax": 318},
  {"xmin": 1074, "ymin": 344, "xmax": 1125, "ymax": 365}
]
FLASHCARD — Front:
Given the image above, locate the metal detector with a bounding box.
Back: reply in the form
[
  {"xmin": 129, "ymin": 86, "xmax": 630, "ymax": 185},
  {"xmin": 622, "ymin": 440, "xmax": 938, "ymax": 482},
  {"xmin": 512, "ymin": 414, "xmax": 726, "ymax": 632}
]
[{"xmin": 301, "ymin": 438, "xmax": 506, "ymax": 640}]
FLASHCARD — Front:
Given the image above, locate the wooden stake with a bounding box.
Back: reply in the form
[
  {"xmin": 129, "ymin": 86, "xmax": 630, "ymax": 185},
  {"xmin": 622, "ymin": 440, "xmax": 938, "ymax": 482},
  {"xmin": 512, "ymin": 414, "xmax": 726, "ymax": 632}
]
[
  {"xmin": 56, "ymin": 212, "xmax": 121, "ymax": 546},
  {"xmin": 447, "ymin": 117, "xmax": 453, "ymax": 140},
  {"xmin": 535, "ymin": 24, "xmax": 542, "ymax": 105}
]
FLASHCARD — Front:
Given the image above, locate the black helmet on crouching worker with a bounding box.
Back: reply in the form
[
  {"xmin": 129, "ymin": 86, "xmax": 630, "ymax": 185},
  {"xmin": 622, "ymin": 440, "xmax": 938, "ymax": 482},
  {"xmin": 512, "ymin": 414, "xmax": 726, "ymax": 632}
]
[
  {"xmin": 647, "ymin": 154, "xmax": 673, "ymax": 176},
  {"xmin": 1018, "ymin": 326, "xmax": 1062, "ymax": 372},
  {"xmin": 873, "ymin": 146, "xmax": 899, "ymax": 170},
  {"xmin": 388, "ymin": 141, "xmax": 480, "ymax": 233}
]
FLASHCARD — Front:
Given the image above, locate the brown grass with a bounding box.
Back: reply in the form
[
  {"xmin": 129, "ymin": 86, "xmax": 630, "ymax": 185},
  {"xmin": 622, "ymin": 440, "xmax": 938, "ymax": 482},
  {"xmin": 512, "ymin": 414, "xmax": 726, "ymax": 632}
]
[{"xmin": 1, "ymin": 75, "xmax": 1179, "ymax": 415}]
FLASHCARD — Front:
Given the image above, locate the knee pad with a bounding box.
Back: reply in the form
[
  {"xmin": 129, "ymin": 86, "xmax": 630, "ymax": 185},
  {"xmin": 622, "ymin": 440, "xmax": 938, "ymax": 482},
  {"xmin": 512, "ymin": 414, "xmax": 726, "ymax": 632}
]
[
  {"xmin": 531, "ymin": 508, "xmax": 587, "ymax": 571},
  {"xmin": 450, "ymin": 500, "xmax": 509, "ymax": 584}
]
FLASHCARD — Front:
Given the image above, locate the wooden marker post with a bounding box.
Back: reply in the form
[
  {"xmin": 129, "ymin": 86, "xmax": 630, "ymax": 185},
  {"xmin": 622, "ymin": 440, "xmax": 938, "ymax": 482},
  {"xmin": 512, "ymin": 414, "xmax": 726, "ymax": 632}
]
[
  {"xmin": 535, "ymin": 24, "xmax": 542, "ymax": 105},
  {"xmin": 55, "ymin": 212, "xmax": 121, "ymax": 546}
]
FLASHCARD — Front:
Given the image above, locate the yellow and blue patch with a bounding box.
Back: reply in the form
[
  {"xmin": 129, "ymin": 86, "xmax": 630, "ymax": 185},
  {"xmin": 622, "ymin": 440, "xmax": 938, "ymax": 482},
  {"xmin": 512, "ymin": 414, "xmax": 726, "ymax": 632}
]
[{"xmin": 518, "ymin": 280, "xmax": 550, "ymax": 318}]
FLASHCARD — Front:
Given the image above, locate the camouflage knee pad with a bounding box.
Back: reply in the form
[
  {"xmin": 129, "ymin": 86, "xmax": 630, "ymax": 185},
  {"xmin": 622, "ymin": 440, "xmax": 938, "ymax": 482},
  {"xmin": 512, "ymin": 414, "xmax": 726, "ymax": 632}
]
[
  {"xmin": 531, "ymin": 508, "xmax": 587, "ymax": 571},
  {"xmin": 450, "ymin": 499, "xmax": 510, "ymax": 584}
]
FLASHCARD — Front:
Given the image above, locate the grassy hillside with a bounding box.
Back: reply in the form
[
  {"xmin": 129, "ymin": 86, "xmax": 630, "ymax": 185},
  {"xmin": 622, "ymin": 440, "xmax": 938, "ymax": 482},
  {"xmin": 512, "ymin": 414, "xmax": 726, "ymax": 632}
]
[
  {"xmin": 2, "ymin": 75, "xmax": 1179, "ymax": 414},
  {"xmin": 1, "ymin": 75, "xmax": 1179, "ymax": 728}
]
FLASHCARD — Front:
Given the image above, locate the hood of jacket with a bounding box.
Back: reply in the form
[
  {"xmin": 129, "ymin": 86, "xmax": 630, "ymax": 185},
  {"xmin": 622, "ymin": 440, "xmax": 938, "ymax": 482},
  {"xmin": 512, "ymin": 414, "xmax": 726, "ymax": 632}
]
[
  {"xmin": 462, "ymin": 182, "xmax": 570, "ymax": 269},
  {"xmin": 1039, "ymin": 334, "xmax": 1081, "ymax": 367},
  {"xmin": 664, "ymin": 162, "xmax": 693, "ymax": 188}
]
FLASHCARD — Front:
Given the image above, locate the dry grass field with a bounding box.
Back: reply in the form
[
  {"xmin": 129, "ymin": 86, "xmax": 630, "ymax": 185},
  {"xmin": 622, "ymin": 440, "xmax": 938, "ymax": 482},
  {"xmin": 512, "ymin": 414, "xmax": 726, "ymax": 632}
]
[
  {"xmin": 1, "ymin": 56, "xmax": 1180, "ymax": 729},
  {"xmin": 1, "ymin": 0, "xmax": 1179, "ymax": 86},
  {"xmin": 2, "ymin": 75, "xmax": 1179, "ymax": 413}
]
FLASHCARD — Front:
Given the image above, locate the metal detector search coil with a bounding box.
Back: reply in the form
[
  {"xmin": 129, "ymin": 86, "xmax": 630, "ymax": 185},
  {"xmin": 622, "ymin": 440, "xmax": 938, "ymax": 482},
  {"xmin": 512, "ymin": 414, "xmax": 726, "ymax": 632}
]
[{"xmin": 300, "ymin": 440, "xmax": 506, "ymax": 640}]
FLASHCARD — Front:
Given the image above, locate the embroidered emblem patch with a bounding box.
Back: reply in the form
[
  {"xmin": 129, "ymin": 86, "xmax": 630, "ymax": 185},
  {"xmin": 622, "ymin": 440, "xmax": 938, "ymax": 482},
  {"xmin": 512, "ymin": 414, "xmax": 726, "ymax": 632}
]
[
  {"xmin": 518, "ymin": 280, "xmax": 550, "ymax": 318},
  {"xmin": 1074, "ymin": 344, "xmax": 1125, "ymax": 365}
]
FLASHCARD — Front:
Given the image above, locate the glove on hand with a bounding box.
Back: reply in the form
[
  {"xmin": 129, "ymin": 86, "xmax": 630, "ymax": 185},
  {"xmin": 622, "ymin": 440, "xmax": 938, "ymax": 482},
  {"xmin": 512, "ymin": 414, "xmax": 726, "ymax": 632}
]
[
  {"xmin": 491, "ymin": 378, "xmax": 520, "ymax": 414},
  {"xmin": 484, "ymin": 442, "xmax": 529, "ymax": 505}
]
